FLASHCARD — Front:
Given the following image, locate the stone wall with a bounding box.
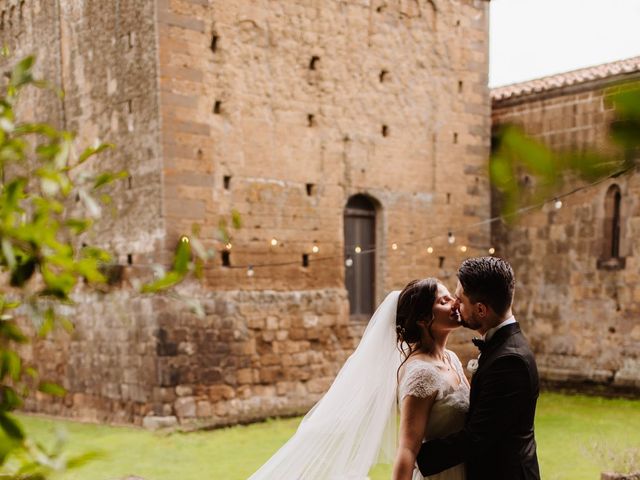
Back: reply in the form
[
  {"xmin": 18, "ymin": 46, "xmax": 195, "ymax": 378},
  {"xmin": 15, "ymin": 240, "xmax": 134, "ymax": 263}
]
[
  {"xmin": 492, "ymin": 73, "xmax": 640, "ymax": 393},
  {"xmin": 12, "ymin": 0, "xmax": 492, "ymax": 427}
]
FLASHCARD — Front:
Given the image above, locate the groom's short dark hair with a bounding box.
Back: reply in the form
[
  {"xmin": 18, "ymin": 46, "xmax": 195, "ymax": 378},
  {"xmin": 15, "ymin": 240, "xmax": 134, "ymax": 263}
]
[{"xmin": 457, "ymin": 257, "xmax": 515, "ymax": 316}]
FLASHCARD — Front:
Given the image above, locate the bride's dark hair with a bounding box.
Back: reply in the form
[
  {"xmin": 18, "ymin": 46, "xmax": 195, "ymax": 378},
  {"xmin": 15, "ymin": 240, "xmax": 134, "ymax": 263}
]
[{"xmin": 396, "ymin": 278, "xmax": 439, "ymax": 381}]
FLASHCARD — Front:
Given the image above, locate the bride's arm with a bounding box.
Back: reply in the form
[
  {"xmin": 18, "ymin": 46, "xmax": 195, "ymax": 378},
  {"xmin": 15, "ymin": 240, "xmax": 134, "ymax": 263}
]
[{"xmin": 392, "ymin": 393, "xmax": 437, "ymax": 480}]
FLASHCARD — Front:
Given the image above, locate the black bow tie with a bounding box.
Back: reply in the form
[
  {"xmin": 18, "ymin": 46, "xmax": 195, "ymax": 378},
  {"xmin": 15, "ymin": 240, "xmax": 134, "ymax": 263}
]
[{"xmin": 472, "ymin": 337, "xmax": 487, "ymax": 352}]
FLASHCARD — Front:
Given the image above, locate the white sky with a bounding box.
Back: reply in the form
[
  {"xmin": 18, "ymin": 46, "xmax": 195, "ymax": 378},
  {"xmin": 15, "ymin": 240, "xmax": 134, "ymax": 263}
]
[{"xmin": 490, "ymin": 0, "xmax": 640, "ymax": 87}]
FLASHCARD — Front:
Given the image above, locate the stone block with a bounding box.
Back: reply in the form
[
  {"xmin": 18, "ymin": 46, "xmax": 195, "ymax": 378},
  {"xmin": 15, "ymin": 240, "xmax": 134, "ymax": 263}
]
[
  {"xmin": 174, "ymin": 397, "xmax": 196, "ymax": 418},
  {"xmin": 142, "ymin": 415, "xmax": 178, "ymax": 430},
  {"xmin": 236, "ymin": 368, "xmax": 254, "ymax": 385},
  {"xmin": 196, "ymin": 400, "xmax": 212, "ymax": 417},
  {"xmin": 176, "ymin": 385, "xmax": 193, "ymax": 397}
]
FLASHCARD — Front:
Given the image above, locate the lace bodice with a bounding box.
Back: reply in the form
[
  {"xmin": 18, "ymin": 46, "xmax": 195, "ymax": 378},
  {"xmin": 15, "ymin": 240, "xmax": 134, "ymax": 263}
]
[{"xmin": 399, "ymin": 350, "xmax": 470, "ymax": 440}]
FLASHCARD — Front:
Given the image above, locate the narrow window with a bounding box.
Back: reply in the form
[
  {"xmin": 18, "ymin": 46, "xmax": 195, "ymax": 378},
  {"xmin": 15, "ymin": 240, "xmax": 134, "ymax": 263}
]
[
  {"xmin": 302, "ymin": 254, "xmax": 309, "ymax": 268},
  {"xmin": 211, "ymin": 34, "xmax": 219, "ymax": 52},
  {"xmin": 306, "ymin": 183, "xmax": 316, "ymax": 196},
  {"xmin": 381, "ymin": 125, "xmax": 389, "ymax": 137},
  {"xmin": 213, "ymin": 100, "xmax": 222, "ymax": 114},
  {"xmin": 598, "ymin": 183, "xmax": 625, "ymax": 271},
  {"xmin": 309, "ymin": 56, "xmax": 320, "ymax": 70},
  {"xmin": 221, "ymin": 251, "xmax": 231, "ymax": 267},
  {"xmin": 223, "ymin": 175, "xmax": 231, "ymax": 190}
]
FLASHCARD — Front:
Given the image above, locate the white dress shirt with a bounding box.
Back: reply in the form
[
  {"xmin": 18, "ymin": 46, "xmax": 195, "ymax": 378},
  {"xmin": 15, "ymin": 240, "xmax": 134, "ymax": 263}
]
[{"xmin": 483, "ymin": 315, "xmax": 516, "ymax": 342}]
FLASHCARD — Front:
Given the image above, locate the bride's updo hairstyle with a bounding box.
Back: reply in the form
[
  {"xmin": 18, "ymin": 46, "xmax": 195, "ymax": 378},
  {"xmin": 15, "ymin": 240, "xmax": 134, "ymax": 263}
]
[{"xmin": 395, "ymin": 278, "xmax": 439, "ymax": 379}]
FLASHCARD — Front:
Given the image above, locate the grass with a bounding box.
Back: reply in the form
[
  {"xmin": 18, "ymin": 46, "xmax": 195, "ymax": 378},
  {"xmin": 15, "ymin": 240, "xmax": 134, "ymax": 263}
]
[{"xmin": 13, "ymin": 392, "xmax": 640, "ymax": 480}]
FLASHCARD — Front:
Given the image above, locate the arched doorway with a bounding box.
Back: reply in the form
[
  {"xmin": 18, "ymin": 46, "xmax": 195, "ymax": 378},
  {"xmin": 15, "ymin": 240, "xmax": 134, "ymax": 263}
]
[{"xmin": 344, "ymin": 194, "xmax": 377, "ymax": 321}]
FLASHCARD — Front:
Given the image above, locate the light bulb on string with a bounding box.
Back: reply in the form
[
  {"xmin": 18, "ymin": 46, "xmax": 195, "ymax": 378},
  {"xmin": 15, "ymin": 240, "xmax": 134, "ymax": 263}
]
[
  {"xmin": 448, "ymin": 231, "xmax": 455, "ymax": 245},
  {"xmin": 554, "ymin": 198, "xmax": 563, "ymax": 209},
  {"xmin": 391, "ymin": 243, "xmax": 398, "ymax": 251},
  {"xmin": 488, "ymin": 247, "xmax": 496, "ymax": 255},
  {"xmin": 312, "ymin": 245, "xmax": 319, "ymax": 254},
  {"xmin": 270, "ymin": 238, "xmax": 278, "ymax": 246},
  {"xmin": 460, "ymin": 245, "xmax": 467, "ymax": 253},
  {"xmin": 354, "ymin": 246, "xmax": 362, "ymax": 254},
  {"xmin": 247, "ymin": 265, "xmax": 255, "ymax": 277},
  {"xmin": 427, "ymin": 246, "xmax": 434, "ymax": 254},
  {"xmin": 345, "ymin": 256, "xmax": 354, "ymax": 268},
  {"xmin": 225, "ymin": 243, "xmax": 232, "ymax": 250},
  {"xmin": 180, "ymin": 235, "xmax": 190, "ymax": 243}
]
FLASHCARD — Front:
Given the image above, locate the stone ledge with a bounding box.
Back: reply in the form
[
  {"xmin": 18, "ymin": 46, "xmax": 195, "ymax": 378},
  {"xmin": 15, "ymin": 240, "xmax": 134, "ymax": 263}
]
[{"xmin": 601, "ymin": 473, "xmax": 640, "ymax": 480}]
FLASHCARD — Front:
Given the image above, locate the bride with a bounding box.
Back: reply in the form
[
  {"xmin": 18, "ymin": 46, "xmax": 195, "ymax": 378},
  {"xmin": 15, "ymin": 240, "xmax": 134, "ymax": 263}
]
[{"xmin": 248, "ymin": 278, "xmax": 469, "ymax": 480}]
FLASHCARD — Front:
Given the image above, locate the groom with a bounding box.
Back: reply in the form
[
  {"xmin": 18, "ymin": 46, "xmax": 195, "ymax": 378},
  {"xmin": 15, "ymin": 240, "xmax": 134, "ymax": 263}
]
[{"xmin": 416, "ymin": 256, "xmax": 540, "ymax": 480}]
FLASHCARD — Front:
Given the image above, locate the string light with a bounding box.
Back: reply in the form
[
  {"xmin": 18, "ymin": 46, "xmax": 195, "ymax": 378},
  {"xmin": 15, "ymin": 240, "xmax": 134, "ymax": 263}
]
[
  {"xmin": 225, "ymin": 243, "xmax": 232, "ymax": 250},
  {"xmin": 247, "ymin": 265, "xmax": 255, "ymax": 277},
  {"xmin": 448, "ymin": 232, "xmax": 455, "ymax": 245},
  {"xmin": 391, "ymin": 243, "xmax": 398, "ymax": 250},
  {"xmin": 144, "ymin": 167, "xmax": 630, "ymax": 273},
  {"xmin": 312, "ymin": 245, "xmax": 320, "ymax": 254},
  {"xmin": 460, "ymin": 245, "xmax": 467, "ymax": 253}
]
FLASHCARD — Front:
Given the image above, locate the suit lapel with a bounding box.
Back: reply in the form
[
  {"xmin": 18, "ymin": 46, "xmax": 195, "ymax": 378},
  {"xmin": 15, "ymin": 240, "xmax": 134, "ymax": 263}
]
[
  {"xmin": 478, "ymin": 322, "xmax": 521, "ymax": 366},
  {"xmin": 468, "ymin": 323, "xmax": 522, "ymax": 408}
]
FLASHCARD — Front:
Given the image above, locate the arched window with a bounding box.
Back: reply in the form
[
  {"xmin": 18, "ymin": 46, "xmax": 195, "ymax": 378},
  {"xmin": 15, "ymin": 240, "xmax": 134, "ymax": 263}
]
[
  {"xmin": 344, "ymin": 195, "xmax": 377, "ymax": 320},
  {"xmin": 603, "ymin": 184, "xmax": 622, "ymax": 259}
]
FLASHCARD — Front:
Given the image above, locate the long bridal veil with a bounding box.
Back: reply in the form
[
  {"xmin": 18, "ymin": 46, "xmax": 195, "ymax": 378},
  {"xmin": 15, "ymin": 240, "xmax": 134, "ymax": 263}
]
[{"xmin": 248, "ymin": 291, "xmax": 402, "ymax": 480}]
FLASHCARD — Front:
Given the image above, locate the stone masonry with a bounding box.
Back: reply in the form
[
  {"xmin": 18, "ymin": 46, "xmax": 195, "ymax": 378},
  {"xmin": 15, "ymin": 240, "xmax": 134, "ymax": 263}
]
[
  {"xmin": 4, "ymin": 0, "xmax": 492, "ymax": 426},
  {"xmin": 491, "ymin": 58, "xmax": 640, "ymax": 394}
]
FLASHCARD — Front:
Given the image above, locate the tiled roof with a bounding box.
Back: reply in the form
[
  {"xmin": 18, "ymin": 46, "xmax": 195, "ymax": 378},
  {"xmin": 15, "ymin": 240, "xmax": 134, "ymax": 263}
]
[{"xmin": 491, "ymin": 56, "xmax": 640, "ymax": 102}]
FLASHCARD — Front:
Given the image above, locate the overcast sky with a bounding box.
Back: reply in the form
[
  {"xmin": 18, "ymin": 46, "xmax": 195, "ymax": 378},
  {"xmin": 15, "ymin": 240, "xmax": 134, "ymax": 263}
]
[{"xmin": 490, "ymin": 0, "xmax": 640, "ymax": 87}]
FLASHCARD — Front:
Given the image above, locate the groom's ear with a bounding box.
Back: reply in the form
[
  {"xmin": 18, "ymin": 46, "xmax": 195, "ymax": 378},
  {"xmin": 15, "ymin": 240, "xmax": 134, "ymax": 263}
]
[{"xmin": 476, "ymin": 302, "xmax": 489, "ymax": 318}]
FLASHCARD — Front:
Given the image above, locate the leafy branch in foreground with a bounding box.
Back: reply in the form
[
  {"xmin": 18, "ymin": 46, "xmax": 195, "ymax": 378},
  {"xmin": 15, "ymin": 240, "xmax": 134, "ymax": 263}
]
[
  {"xmin": 0, "ymin": 54, "xmax": 124, "ymax": 478},
  {"xmin": 491, "ymin": 83, "xmax": 640, "ymax": 219}
]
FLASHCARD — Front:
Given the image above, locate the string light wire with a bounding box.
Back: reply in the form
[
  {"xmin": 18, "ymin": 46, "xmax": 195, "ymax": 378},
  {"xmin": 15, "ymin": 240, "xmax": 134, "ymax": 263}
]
[{"xmin": 127, "ymin": 166, "xmax": 634, "ymax": 273}]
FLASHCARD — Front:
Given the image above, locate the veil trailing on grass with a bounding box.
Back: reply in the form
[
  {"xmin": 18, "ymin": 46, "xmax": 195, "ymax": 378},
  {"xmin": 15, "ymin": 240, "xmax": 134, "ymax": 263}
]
[{"xmin": 248, "ymin": 291, "xmax": 402, "ymax": 480}]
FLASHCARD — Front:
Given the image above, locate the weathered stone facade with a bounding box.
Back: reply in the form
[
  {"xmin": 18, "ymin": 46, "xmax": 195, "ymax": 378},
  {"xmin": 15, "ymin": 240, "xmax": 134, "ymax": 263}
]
[
  {"xmin": 6, "ymin": 0, "xmax": 492, "ymax": 426},
  {"xmin": 491, "ymin": 58, "xmax": 640, "ymax": 394}
]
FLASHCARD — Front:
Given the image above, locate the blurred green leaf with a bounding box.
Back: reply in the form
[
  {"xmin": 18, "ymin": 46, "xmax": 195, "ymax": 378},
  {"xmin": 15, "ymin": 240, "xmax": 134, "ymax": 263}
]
[
  {"xmin": 76, "ymin": 143, "xmax": 113, "ymax": 166},
  {"xmin": 0, "ymin": 413, "xmax": 24, "ymax": 440},
  {"xmin": 173, "ymin": 238, "xmax": 191, "ymax": 275},
  {"xmin": 141, "ymin": 271, "xmax": 184, "ymax": 293},
  {"xmin": 93, "ymin": 171, "xmax": 127, "ymax": 190},
  {"xmin": 0, "ymin": 350, "xmax": 21, "ymax": 381},
  {"xmin": 37, "ymin": 383, "xmax": 65, "ymax": 398},
  {"xmin": 10, "ymin": 56, "xmax": 35, "ymax": 90}
]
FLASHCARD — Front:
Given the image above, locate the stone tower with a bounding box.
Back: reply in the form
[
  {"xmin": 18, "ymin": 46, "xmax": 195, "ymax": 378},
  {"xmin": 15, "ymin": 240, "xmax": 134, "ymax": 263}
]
[{"xmin": 3, "ymin": 0, "xmax": 491, "ymax": 426}]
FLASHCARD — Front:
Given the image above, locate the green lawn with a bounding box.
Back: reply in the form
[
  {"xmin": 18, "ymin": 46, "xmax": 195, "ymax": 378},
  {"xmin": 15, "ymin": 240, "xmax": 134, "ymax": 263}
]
[{"xmin": 14, "ymin": 392, "xmax": 640, "ymax": 480}]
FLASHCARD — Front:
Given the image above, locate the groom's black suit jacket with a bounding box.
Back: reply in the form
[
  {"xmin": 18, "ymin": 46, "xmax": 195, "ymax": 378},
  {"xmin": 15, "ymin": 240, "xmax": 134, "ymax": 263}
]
[{"xmin": 416, "ymin": 322, "xmax": 540, "ymax": 480}]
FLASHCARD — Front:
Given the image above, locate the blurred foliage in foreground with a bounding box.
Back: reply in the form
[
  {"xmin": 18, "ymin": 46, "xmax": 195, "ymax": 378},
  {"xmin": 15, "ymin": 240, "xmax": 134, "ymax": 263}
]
[
  {"xmin": 0, "ymin": 51, "xmax": 215, "ymax": 477},
  {"xmin": 490, "ymin": 83, "xmax": 640, "ymax": 219},
  {"xmin": 0, "ymin": 53, "xmax": 125, "ymax": 478}
]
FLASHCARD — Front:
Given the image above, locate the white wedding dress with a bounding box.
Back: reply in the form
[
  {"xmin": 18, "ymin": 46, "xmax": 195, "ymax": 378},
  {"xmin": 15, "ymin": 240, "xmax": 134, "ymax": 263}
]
[
  {"xmin": 398, "ymin": 352, "xmax": 470, "ymax": 480},
  {"xmin": 248, "ymin": 292, "xmax": 470, "ymax": 480}
]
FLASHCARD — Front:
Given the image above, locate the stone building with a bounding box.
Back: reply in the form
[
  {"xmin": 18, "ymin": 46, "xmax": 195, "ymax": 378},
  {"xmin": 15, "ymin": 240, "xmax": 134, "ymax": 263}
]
[
  {"xmin": 4, "ymin": 0, "xmax": 492, "ymax": 426},
  {"xmin": 491, "ymin": 56, "xmax": 640, "ymax": 394}
]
